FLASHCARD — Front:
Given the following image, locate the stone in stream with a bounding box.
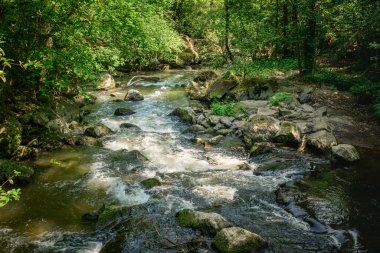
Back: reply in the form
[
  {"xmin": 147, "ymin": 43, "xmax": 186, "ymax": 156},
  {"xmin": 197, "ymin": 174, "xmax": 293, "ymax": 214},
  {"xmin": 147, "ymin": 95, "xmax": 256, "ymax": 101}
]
[
  {"xmin": 250, "ymin": 142, "xmax": 275, "ymax": 157},
  {"xmin": 77, "ymin": 136, "xmax": 103, "ymax": 147},
  {"xmin": 114, "ymin": 108, "xmax": 136, "ymax": 116},
  {"xmin": 176, "ymin": 209, "xmax": 233, "ymax": 235},
  {"xmin": 331, "ymin": 144, "xmax": 360, "ymax": 162},
  {"xmin": 82, "ymin": 212, "xmax": 99, "ymax": 221},
  {"xmin": 119, "ymin": 123, "xmax": 141, "ymax": 131},
  {"xmin": 140, "ymin": 178, "xmax": 161, "ymax": 189},
  {"xmin": 124, "ymin": 89, "xmax": 144, "ymax": 101},
  {"xmin": 212, "ymin": 227, "xmax": 267, "ymax": 253},
  {"xmin": 307, "ymin": 130, "xmax": 337, "ymax": 152},
  {"xmin": 84, "ymin": 124, "xmax": 113, "ymax": 138},
  {"xmin": 169, "ymin": 107, "xmax": 196, "ymax": 124},
  {"xmin": 208, "ymin": 135, "xmax": 224, "ymax": 145}
]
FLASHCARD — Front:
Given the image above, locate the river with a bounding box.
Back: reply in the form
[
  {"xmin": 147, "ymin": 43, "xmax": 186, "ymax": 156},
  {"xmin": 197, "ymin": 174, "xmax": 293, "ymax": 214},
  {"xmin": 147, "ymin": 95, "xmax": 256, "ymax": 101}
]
[{"xmin": 0, "ymin": 71, "xmax": 379, "ymax": 252}]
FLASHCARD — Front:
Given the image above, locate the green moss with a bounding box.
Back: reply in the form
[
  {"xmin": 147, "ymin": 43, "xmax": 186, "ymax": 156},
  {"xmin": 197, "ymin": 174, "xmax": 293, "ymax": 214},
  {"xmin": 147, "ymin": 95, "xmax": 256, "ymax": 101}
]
[
  {"xmin": 98, "ymin": 204, "xmax": 124, "ymax": 221},
  {"xmin": 211, "ymin": 102, "xmax": 244, "ymax": 117},
  {"xmin": 169, "ymin": 107, "xmax": 194, "ymax": 123},
  {"xmin": 140, "ymin": 178, "xmax": 161, "ymax": 189}
]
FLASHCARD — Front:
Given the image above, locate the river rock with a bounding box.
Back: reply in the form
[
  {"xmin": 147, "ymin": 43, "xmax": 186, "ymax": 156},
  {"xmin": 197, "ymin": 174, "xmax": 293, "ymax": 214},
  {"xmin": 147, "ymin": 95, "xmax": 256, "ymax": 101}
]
[
  {"xmin": 250, "ymin": 142, "xmax": 275, "ymax": 157},
  {"xmin": 212, "ymin": 227, "xmax": 267, "ymax": 253},
  {"xmin": 274, "ymin": 121, "xmax": 302, "ymax": 144},
  {"xmin": 125, "ymin": 89, "xmax": 144, "ymax": 101},
  {"xmin": 98, "ymin": 73, "xmax": 116, "ymax": 90},
  {"xmin": 140, "ymin": 178, "xmax": 161, "ymax": 189},
  {"xmin": 208, "ymin": 73, "xmax": 240, "ymax": 100},
  {"xmin": 114, "ymin": 108, "xmax": 136, "ymax": 116},
  {"xmin": 228, "ymin": 78, "xmax": 278, "ymax": 101},
  {"xmin": 187, "ymin": 81, "xmax": 209, "ymax": 100},
  {"xmin": 208, "ymin": 135, "xmax": 224, "ymax": 145},
  {"xmin": 185, "ymin": 124, "xmax": 207, "ymax": 133},
  {"xmin": 119, "ymin": 123, "xmax": 141, "ymax": 131},
  {"xmin": 307, "ymin": 130, "xmax": 337, "ymax": 152},
  {"xmin": 77, "ymin": 136, "xmax": 103, "ymax": 147},
  {"xmin": 279, "ymin": 95, "xmax": 301, "ymax": 110},
  {"xmin": 242, "ymin": 115, "xmax": 280, "ymax": 146},
  {"xmin": 176, "ymin": 209, "xmax": 233, "ymax": 235},
  {"xmin": 0, "ymin": 117, "xmax": 22, "ymax": 158},
  {"xmin": 84, "ymin": 124, "xmax": 113, "ymax": 138},
  {"xmin": 220, "ymin": 116, "xmax": 235, "ymax": 128},
  {"xmin": 169, "ymin": 107, "xmax": 196, "ymax": 124},
  {"xmin": 235, "ymin": 100, "xmax": 268, "ymax": 115},
  {"xmin": 331, "ymin": 144, "xmax": 360, "ymax": 162}
]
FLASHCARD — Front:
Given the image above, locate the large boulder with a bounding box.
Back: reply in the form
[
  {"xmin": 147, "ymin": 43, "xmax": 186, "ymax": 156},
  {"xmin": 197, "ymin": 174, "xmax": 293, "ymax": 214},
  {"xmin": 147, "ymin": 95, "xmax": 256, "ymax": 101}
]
[
  {"xmin": 274, "ymin": 121, "xmax": 302, "ymax": 145},
  {"xmin": 0, "ymin": 118, "xmax": 22, "ymax": 158},
  {"xmin": 228, "ymin": 78, "xmax": 278, "ymax": 101},
  {"xmin": 124, "ymin": 89, "xmax": 144, "ymax": 101},
  {"xmin": 208, "ymin": 73, "xmax": 240, "ymax": 100},
  {"xmin": 332, "ymin": 144, "xmax": 360, "ymax": 162},
  {"xmin": 212, "ymin": 227, "xmax": 267, "ymax": 253},
  {"xmin": 76, "ymin": 136, "xmax": 103, "ymax": 147},
  {"xmin": 98, "ymin": 73, "xmax": 116, "ymax": 90},
  {"xmin": 176, "ymin": 209, "xmax": 233, "ymax": 235},
  {"xmin": 307, "ymin": 130, "xmax": 337, "ymax": 152},
  {"xmin": 187, "ymin": 81, "xmax": 209, "ymax": 100},
  {"xmin": 250, "ymin": 142, "xmax": 275, "ymax": 157},
  {"xmin": 84, "ymin": 124, "xmax": 113, "ymax": 138},
  {"xmin": 241, "ymin": 115, "xmax": 280, "ymax": 146},
  {"xmin": 169, "ymin": 107, "xmax": 196, "ymax": 124}
]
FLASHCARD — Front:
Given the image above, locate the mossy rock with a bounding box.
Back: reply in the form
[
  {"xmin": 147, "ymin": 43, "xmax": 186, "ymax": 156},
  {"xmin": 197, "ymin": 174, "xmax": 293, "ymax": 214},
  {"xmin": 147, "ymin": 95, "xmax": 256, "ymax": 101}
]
[
  {"xmin": 241, "ymin": 115, "xmax": 280, "ymax": 146},
  {"xmin": 250, "ymin": 142, "xmax": 275, "ymax": 157},
  {"xmin": 98, "ymin": 204, "xmax": 126, "ymax": 221},
  {"xmin": 274, "ymin": 121, "xmax": 302, "ymax": 145},
  {"xmin": 229, "ymin": 78, "xmax": 278, "ymax": 101},
  {"xmin": 176, "ymin": 209, "xmax": 232, "ymax": 235},
  {"xmin": 0, "ymin": 117, "xmax": 22, "ymax": 158},
  {"xmin": 212, "ymin": 227, "xmax": 267, "ymax": 253},
  {"xmin": 208, "ymin": 73, "xmax": 240, "ymax": 100},
  {"xmin": 193, "ymin": 70, "xmax": 218, "ymax": 83},
  {"xmin": 84, "ymin": 124, "xmax": 113, "ymax": 138},
  {"xmin": 140, "ymin": 178, "xmax": 161, "ymax": 189},
  {"xmin": 77, "ymin": 136, "xmax": 103, "ymax": 147},
  {"xmin": 0, "ymin": 160, "xmax": 34, "ymax": 185},
  {"xmin": 169, "ymin": 107, "xmax": 195, "ymax": 124}
]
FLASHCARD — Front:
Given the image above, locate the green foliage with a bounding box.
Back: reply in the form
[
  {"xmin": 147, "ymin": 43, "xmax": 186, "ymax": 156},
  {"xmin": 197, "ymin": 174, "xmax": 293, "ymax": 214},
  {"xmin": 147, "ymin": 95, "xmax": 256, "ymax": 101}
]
[
  {"xmin": 304, "ymin": 70, "xmax": 360, "ymax": 91},
  {"xmin": 211, "ymin": 102, "xmax": 243, "ymax": 116},
  {"xmin": 269, "ymin": 92, "xmax": 291, "ymax": 106},
  {"xmin": 229, "ymin": 59, "xmax": 298, "ymax": 78},
  {"xmin": 0, "ymin": 163, "xmax": 22, "ymax": 207}
]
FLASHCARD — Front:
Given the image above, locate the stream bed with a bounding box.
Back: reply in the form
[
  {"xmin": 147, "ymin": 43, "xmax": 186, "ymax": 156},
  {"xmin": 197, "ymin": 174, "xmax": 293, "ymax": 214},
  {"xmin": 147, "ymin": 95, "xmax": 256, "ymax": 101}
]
[{"xmin": 0, "ymin": 71, "xmax": 379, "ymax": 253}]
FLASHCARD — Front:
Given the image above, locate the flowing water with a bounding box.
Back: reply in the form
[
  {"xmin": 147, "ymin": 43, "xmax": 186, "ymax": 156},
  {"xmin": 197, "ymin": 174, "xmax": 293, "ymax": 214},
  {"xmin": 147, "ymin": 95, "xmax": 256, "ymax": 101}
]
[{"xmin": 0, "ymin": 71, "xmax": 379, "ymax": 252}]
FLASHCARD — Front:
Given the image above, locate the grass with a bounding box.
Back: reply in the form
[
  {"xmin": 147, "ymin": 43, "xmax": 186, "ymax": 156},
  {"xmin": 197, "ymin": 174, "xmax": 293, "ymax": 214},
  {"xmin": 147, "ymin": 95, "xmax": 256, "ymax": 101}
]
[{"xmin": 269, "ymin": 92, "xmax": 291, "ymax": 106}]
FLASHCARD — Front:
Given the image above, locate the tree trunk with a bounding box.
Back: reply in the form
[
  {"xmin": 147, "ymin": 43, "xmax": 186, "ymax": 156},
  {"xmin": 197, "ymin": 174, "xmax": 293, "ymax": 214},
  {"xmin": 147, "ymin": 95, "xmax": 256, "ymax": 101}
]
[
  {"xmin": 292, "ymin": 0, "xmax": 302, "ymax": 73},
  {"xmin": 224, "ymin": 0, "xmax": 234, "ymax": 62},
  {"xmin": 302, "ymin": 0, "xmax": 317, "ymax": 75},
  {"xmin": 283, "ymin": 1, "xmax": 289, "ymax": 56}
]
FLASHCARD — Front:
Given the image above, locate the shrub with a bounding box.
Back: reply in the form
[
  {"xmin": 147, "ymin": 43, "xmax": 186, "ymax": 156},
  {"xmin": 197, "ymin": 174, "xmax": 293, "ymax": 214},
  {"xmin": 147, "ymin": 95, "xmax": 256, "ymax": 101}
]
[
  {"xmin": 269, "ymin": 92, "xmax": 291, "ymax": 106},
  {"xmin": 211, "ymin": 102, "xmax": 243, "ymax": 116}
]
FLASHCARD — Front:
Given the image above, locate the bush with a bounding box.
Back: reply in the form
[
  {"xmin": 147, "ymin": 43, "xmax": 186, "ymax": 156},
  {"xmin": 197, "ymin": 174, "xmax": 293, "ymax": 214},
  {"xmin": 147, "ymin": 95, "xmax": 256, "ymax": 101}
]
[
  {"xmin": 211, "ymin": 102, "xmax": 243, "ymax": 116},
  {"xmin": 269, "ymin": 92, "xmax": 291, "ymax": 106}
]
